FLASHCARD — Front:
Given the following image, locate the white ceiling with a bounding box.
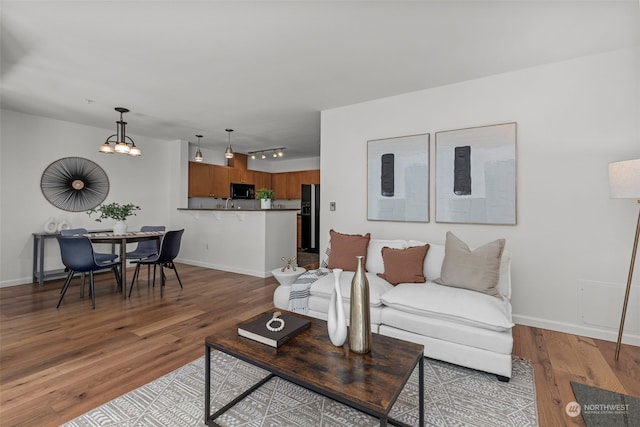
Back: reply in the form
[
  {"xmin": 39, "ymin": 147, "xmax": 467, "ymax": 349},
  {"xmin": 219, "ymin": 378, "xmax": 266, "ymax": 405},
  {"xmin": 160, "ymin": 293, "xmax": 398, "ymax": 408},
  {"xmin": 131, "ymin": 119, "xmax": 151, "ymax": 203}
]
[{"xmin": 1, "ymin": 1, "xmax": 638, "ymax": 159}]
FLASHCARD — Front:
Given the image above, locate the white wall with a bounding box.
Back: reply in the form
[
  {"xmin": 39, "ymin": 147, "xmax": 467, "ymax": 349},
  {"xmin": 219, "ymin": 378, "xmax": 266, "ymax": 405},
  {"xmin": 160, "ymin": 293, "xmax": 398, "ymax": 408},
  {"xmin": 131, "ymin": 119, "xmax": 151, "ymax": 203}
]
[
  {"xmin": 0, "ymin": 110, "xmax": 177, "ymax": 286},
  {"xmin": 320, "ymin": 47, "xmax": 640, "ymax": 345}
]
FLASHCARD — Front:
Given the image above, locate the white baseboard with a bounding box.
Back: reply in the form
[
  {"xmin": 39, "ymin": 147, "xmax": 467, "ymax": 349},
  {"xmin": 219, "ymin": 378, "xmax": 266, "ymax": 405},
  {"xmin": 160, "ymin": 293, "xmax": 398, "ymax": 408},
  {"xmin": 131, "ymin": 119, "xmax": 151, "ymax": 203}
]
[
  {"xmin": 513, "ymin": 314, "xmax": 640, "ymax": 347},
  {"xmin": 175, "ymin": 257, "xmax": 273, "ymax": 279},
  {"xmin": 0, "ymin": 277, "xmax": 34, "ymax": 288}
]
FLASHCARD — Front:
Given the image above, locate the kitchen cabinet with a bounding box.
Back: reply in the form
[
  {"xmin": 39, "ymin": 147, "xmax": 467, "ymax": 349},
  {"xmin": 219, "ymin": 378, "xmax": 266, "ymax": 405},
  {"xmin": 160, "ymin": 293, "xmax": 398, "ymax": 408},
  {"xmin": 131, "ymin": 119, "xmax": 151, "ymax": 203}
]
[
  {"xmin": 228, "ymin": 154, "xmax": 251, "ymax": 183},
  {"xmin": 272, "ymin": 172, "xmax": 289, "ymax": 199},
  {"xmin": 300, "ymin": 169, "xmax": 320, "ymax": 185},
  {"xmin": 286, "ymin": 172, "xmax": 302, "ymax": 199},
  {"xmin": 228, "ymin": 167, "xmax": 243, "ymax": 184},
  {"xmin": 272, "ymin": 170, "xmax": 320, "ymax": 200},
  {"xmin": 189, "ymin": 161, "xmax": 318, "ymax": 200},
  {"xmin": 210, "ymin": 164, "xmax": 230, "ymax": 198},
  {"xmin": 253, "ymin": 171, "xmax": 272, "ymax": 191},
  {"xmin": 189, "ymin": 162, "xmax": 214, "ymax": 197}
]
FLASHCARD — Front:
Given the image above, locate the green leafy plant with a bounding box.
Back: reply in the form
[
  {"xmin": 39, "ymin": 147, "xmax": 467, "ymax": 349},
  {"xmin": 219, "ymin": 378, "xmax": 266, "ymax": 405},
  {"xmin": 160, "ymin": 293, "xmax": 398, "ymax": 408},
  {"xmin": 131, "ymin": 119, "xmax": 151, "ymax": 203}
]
[
  {"xmin": 87, "ymin": 202, "xmax": 141, "ymax": 222},
  {"xmin": 256, "ymin": 188, "xmax": 274, "ymax": 200}
]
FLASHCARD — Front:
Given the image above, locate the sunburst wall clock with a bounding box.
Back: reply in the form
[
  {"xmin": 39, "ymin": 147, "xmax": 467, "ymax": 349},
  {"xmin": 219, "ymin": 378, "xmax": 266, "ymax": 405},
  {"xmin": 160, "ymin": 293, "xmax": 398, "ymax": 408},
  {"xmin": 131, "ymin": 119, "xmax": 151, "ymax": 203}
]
[{"xmin": 40, "ymin": 157, "xmax": 110, "ymax": 212}]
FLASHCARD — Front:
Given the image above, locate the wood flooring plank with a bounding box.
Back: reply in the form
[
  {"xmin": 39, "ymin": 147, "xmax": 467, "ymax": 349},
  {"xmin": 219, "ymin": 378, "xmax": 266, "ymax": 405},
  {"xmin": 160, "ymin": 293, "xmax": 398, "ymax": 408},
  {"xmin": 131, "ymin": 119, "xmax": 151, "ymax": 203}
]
[{"xmin": 1, "ymin": 264, "xmax": 638, "ymax": 427}]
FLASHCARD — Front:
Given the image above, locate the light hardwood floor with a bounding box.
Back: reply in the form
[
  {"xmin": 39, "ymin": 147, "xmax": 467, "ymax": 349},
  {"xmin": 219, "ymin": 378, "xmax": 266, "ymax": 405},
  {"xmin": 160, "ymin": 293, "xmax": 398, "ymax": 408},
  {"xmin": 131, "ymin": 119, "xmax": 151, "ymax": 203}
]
[{"xmin": 1, "ymin": 263, "xmax": 638, "ymax": 426}]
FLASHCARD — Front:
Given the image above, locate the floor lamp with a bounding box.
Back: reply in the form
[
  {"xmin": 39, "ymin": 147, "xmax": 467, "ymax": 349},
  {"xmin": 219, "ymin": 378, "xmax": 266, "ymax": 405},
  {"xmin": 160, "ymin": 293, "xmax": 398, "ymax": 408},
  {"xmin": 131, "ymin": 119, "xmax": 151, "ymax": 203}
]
[{"xmin": 609, "ymin": 158, "xmax": 640, "ymax": 360}]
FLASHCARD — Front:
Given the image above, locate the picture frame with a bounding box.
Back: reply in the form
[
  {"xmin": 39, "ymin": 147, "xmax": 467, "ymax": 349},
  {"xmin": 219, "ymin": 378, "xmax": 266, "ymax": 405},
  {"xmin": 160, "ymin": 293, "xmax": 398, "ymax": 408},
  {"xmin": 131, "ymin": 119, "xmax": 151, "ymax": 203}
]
[
  {"xmin": 367, "ymin": 133, "xmax": 429, "ymax": 222},
  {"xmin": 435, "ymin": 122, "xmax": 517, "ymax": 225}
]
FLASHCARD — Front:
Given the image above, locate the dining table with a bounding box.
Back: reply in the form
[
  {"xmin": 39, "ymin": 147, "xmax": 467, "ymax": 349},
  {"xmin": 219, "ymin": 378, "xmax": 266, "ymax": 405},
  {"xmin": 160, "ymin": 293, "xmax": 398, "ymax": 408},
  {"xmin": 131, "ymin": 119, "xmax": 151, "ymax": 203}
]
[{"xmin": 84, "ymin": 230, "xmax": 166, "ymax": 298}]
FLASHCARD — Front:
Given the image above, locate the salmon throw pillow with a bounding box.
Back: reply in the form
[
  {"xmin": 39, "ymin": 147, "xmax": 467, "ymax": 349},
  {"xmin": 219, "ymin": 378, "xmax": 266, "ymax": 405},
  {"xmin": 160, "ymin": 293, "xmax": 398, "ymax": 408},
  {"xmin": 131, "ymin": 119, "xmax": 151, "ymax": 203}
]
[
  {"xmin": 377, "ymin": 244, "xmax": 430, "ymax": 285},
  {"xmin": 326, "ymin": 230, "xmax": 371, "ymax": 271}
]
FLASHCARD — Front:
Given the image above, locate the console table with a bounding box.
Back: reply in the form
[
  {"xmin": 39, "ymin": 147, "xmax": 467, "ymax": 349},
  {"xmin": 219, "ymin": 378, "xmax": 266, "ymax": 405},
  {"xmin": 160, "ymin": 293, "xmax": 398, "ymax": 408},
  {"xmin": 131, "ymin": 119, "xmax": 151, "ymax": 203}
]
[{"xmin": 32, "ymin": 229, "xmax": 112, "ymax": 285}]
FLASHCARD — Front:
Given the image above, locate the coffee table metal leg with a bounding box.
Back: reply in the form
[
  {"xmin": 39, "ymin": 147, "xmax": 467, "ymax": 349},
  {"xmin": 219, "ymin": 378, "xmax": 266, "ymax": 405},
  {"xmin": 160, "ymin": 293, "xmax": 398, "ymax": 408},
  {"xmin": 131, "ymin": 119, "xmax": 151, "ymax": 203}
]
[
  {"xmin": 205, "ymin": 343, "xmax": 211, "ymax": 426},
  {"xmin": 205, "ymin": 346, "xmax": 275, "ymax": 427},
  {"xmin": 419, "ymin": 355, "xmax": 424, "ymax": 427}
]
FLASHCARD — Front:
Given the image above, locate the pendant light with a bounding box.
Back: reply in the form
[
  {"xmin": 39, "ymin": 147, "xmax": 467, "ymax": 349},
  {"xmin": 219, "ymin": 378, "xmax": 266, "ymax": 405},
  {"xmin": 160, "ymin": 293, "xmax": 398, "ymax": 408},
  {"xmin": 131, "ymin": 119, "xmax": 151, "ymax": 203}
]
[
  {"xmin": 224, "ymin": 129, "xmax": 234, "ymax": 159},
  {"xmin": 194, "ymin": 134, "xmax": 204, "ymax": 162},
  {"xmin": 99, "ymin": 107, "xmax": 141, "ymax": 156}
]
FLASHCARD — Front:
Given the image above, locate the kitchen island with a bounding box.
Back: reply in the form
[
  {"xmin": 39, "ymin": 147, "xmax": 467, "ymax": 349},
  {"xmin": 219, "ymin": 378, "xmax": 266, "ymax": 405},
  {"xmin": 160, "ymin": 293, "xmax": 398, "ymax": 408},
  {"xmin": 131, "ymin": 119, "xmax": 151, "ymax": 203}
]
[{"xmin": 175, "ymin": 208, "xmax": 298, "ymax": 278}]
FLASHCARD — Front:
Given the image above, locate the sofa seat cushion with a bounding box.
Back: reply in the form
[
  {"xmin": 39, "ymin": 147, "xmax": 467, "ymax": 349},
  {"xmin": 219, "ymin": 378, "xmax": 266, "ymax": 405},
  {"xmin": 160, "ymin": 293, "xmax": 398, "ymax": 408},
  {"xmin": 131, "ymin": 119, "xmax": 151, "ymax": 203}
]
[
  {"xmin": 380, "ymin": 282, "xmax": 514, "ymax": 332},
  {"xmin": 308, "ymin": 296, "xmax": 385, "ymax": 325},
  {"xmin": 309, "ymin": 272, "xmax": 393, "ymax": 307},
  {"xmin": 380, "ymin": 309, "xmax": 513, "ymax": 354}
]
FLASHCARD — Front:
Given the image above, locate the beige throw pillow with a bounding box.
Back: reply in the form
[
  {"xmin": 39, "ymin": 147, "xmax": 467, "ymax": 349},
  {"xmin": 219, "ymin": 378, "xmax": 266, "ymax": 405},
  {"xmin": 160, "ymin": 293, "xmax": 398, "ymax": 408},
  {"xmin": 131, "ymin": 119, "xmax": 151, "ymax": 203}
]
[{"xmin": 434, "ymin": 232, "xmax": 505, "ymax": 299}]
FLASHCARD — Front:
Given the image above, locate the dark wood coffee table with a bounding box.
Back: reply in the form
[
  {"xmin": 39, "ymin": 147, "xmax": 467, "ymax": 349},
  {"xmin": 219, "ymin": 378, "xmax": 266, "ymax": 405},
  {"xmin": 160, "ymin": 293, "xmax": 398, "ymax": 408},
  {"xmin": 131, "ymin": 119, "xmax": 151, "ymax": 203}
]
[{"xmin": 204, "ymin": 310, "xmax": 424, "ymax": 426}]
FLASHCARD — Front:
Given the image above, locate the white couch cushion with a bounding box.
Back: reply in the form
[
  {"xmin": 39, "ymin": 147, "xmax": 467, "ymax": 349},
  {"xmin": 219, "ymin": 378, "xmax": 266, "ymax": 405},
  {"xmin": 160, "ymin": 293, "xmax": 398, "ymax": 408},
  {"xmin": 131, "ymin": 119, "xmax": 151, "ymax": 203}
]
[
  {"xmin": 309, "ymin": 271, "xmax": 394, "ymax": 307},
  {"xmin": 366, "ymin": 239, "xmax": 408, "ymax": 274},
  {"xmin": 379, "ymin": 309, "xmax": 513, "ymax": 354},
  {"xmin": 380, "ymin": 281, "xmax": 514, "ymax": 331}
]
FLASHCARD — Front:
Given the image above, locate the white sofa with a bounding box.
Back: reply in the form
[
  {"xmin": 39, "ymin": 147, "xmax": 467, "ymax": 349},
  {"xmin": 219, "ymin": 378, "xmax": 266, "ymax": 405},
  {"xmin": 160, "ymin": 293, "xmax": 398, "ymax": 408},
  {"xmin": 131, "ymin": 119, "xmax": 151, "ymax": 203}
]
[{"xmin": 273, "ymin": 237, "xmax": 514, "ymax": 381}]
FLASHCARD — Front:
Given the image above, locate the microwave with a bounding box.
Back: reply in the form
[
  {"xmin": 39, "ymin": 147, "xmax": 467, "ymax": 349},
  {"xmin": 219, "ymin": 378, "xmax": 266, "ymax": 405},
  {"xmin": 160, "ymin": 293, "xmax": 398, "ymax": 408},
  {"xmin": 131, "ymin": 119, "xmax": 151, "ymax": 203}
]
[{"xmin": 230, "ymin": 183, "xmax": 255, "ymax": 199}]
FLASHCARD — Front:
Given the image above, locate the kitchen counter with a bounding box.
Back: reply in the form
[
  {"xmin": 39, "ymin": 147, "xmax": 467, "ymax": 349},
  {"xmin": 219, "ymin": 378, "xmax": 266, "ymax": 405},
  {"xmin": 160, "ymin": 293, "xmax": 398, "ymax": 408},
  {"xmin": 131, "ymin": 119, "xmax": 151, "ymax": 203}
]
[
  {"xmin": 174, "ymin": 208, "xmax": 297, "ymax": 278},
  {"xmin": 178, "ymin": 208, "xmax": 299, "ymax": 211}
]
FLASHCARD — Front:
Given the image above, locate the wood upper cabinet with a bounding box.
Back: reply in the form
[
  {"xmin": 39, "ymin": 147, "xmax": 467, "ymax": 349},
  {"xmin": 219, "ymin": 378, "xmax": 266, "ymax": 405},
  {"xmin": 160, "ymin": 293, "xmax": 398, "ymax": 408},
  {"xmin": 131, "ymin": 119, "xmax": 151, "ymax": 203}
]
[
  {"xmin": 210, "ymin": 164, "xmax": 230, "ymax": 198},
  {"xmin": 253, "ymin": 171, "xmax": 272, "ymax": 191},
  {"xmin": 229, "ymin": 154, "xmax": 253, "ymax": 184},
  {"xmin": 227, "ymin": 153, "xmax": 247, "ymax": 171},
  {"xmin": 271, "ymin": 169, "xmax": 320, "ymax": 200},
  {"xmin": 272, "ymin": 173, "xmax": 289, "ymax": 199},
  {"xmin": 286, "ymin": 172, "xmax": 302, "ymax": 200},
  {"xmin": 300, "ymin": 169, "xmax": 320, "ymax": 184},
  {"xmin": 228, "ymin": 167, "xmax": 243, "ymax": 184},
  {"xmin": 189, "ymin": 162, "xmax": 214, "ymax": 197},
  {"xmin": 189, "ymin": 161, "xmax": 318, "ymax": 200}
]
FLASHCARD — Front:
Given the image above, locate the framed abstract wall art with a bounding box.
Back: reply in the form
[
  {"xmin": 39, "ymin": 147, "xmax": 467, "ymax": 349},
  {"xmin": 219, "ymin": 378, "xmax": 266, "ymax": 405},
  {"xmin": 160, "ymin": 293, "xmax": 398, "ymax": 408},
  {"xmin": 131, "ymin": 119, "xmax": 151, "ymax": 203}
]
[
  {"xmin": 367, "ymin": 133, "xmax": 429, "ymax": 222},
  {"xmin": 435, "ymin": 122, "xmax": 517, "ymax": 225}
]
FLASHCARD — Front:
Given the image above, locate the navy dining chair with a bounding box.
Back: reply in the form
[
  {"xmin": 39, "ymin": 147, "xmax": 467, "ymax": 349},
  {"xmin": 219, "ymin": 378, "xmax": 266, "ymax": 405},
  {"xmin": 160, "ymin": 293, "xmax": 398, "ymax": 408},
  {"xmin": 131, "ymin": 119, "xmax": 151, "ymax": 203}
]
[
  {"xmin": 56, "ymin": 236, "xmax": 122, "ymax": 309},
  {"xmin": 60, "ymin": 227, "xmax": 118, "ymax": 296},
  {"xmin": 129, "ymin": 229, "xmax": 184, "ymax": 297},
  {"xmin": 61, "ymin": 228, "xmax": 118, "ymax": 262},
  {"xmin": 126, "ymin": 225, "xmax": 165, "ymax": 284}
]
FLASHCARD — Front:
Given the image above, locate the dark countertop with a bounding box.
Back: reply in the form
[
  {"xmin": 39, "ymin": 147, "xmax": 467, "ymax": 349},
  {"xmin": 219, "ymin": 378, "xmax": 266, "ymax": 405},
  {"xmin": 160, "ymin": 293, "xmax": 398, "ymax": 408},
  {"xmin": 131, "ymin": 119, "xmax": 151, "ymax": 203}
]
[{"xmin": 177, "ymin": 208, "xmax": 299, "ymax": 212}]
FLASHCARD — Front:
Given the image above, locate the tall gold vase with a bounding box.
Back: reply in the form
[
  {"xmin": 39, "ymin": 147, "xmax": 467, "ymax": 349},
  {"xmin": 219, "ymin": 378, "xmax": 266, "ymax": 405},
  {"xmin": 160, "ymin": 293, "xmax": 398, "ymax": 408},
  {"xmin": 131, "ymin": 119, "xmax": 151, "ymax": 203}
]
[{"xmin": 349, "ymin": 255, "xmax": 371, "ymax": 353}]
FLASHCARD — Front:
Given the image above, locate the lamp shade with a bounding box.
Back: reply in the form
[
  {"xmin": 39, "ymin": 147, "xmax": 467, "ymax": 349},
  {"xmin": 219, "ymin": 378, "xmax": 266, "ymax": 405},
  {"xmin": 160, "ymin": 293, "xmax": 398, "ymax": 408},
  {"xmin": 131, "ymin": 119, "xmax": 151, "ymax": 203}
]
[{"xmin": 609, "ymin": 159, "xmax": 640, "ymax": 199}]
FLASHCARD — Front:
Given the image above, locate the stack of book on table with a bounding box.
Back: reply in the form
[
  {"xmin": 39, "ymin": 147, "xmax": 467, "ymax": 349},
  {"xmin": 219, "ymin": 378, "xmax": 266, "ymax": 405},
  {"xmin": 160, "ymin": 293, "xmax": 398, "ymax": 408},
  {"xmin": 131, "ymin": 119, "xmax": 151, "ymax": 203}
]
[{"xmin": 238, "ymin": 311, "xmax": 311, "ymax": 348}]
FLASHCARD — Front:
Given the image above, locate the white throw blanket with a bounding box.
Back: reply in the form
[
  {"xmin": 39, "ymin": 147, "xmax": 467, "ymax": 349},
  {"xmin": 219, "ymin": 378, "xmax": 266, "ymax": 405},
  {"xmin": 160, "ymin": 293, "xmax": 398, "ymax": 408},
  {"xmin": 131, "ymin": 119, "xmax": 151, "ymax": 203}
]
[{"xmin": 287, "ymin": 268, "xmax": 330, "ymax": 313}]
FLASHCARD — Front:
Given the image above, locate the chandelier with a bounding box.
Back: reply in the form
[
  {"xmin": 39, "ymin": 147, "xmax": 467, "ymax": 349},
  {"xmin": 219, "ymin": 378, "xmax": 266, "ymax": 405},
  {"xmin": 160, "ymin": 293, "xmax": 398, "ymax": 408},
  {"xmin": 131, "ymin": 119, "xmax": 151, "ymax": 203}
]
[{"xmin": 98, "ymin": 107, "xmax": 141, "ymax": 156}]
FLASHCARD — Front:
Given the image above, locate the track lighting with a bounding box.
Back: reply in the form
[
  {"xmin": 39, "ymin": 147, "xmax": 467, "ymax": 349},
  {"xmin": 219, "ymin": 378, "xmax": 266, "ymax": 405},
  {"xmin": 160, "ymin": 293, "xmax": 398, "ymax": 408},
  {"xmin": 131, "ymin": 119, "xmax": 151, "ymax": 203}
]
[{"xmin": 248, "ymin": 147, "xmax": 286, "ymax": 160}]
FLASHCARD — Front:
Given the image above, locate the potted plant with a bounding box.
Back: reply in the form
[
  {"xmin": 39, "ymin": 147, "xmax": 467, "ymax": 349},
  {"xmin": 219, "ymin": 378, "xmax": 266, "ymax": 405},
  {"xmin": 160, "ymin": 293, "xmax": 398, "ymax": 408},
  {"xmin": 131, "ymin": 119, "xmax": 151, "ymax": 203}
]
[
  {"xmin": 87, "ymin": 202, "xmax": 141, "ymax": 235},
  {"xmin": 256, "ymin": 188, "xmax": 274, "ymax": 209}
]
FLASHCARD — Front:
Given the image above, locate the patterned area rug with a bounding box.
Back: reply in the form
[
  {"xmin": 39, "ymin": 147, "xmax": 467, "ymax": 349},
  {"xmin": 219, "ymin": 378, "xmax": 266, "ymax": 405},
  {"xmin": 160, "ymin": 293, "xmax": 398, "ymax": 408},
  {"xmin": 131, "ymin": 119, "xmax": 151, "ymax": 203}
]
[{"xmin": 63, "ymin": 352, "xmax": 537, "ymax": 426}]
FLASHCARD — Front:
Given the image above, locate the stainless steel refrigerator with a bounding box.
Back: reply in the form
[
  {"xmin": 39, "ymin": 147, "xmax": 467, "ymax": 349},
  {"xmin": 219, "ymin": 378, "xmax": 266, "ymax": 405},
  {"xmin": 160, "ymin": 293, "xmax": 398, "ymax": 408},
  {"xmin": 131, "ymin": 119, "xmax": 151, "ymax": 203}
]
[{"xmin": 301, "ymin": 184, "xmax": 320, "ymax": 253}]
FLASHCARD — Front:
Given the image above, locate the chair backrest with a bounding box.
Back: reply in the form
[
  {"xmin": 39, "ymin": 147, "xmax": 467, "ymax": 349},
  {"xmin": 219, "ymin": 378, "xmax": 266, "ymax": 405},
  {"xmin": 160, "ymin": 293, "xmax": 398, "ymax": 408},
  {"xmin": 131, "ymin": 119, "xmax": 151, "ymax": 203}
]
[
  {"xmin": 56, "ymin": 236, "xmax": 98, "ymax": 272},
  {"xmin": 60, "ymin": 227, "xmax": 88, "ymax": 236},
  {"xmin": 156, "ymin": 229, "xmax": 184, "ymax": 263},
  {"xmin": 135, "ymin": 225, "xmax": 166, "ymax": 252}
]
